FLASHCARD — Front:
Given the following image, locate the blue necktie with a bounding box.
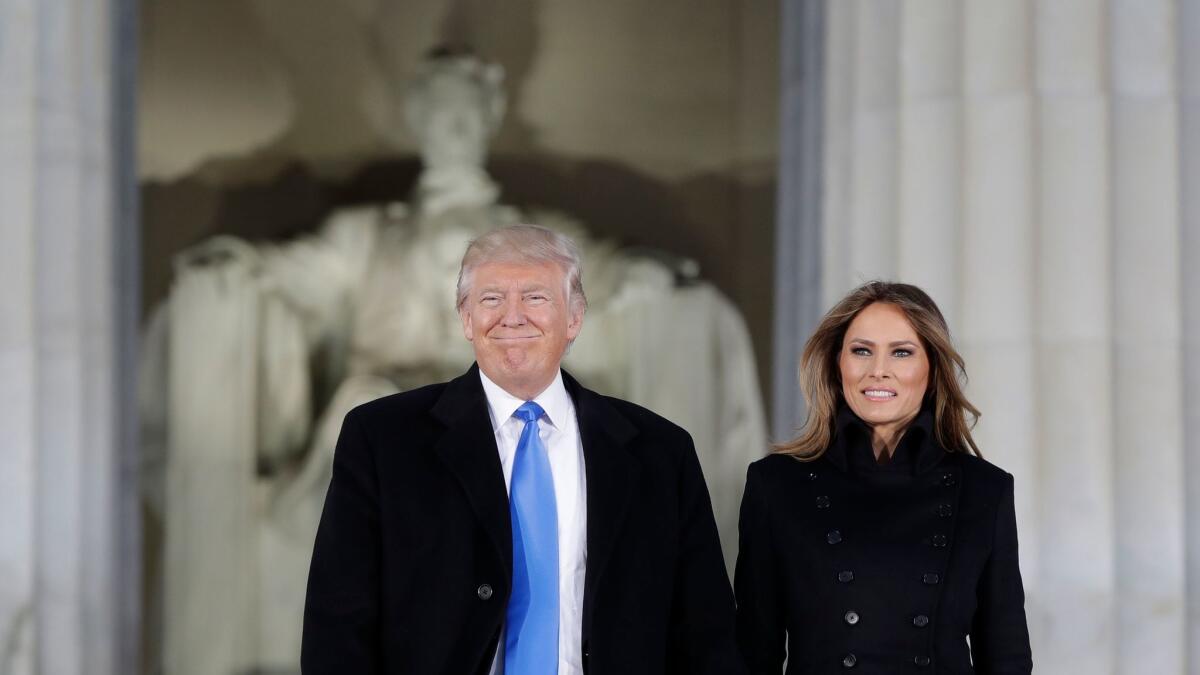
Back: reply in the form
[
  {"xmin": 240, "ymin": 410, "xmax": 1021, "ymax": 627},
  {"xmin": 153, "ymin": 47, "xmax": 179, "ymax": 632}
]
[{"xmin": 505, "ymin": 401, "xmax": 559, "ymax": 674}]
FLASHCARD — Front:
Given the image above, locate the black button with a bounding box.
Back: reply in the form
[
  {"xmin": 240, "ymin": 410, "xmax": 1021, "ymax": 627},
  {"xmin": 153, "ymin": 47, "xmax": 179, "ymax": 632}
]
[
  {"xmin": 808, "ymin": 471, "xmax": 819, "ymax": 481},
  {"xmin": 931, "ymin": 534, "xmax": 948, "ymax": 548},
  {"xmin": 842, "ymin": 653, "xmax": 857, "ymax": 668},
  {"xmin": 922, "ymin": 573, "xmax": 940, "ymax": 585},
  {"xmin": 816, "ymin": 495, "xmax": 831, "ymax": 509},
  {"xmin": 476, "ymin": 583, "xmax": 493, "ymax": 600},
  {"xmin": 827, "ymin": 529, "xmax": 843, "ymax": 545},
  {"xmin": 914, "ymin": 655, "xmax": 931, "ymax": 667},
  {"xmin": 837, "ymin": 570, "xmax": 855, "ymax": 583},
  {"xmin": 941, "ymin": 472, "xmax": 957, "ymax": 486},
  {"xmin": 936, "ymin": 503, "xmax": 953, "ymax": 517},
  {"xmin": 844, "ymin": 610, "xmax": 860, "ymax": 625},
  {"xmin": 913, "ymin": 614, "xmax": 930, "ymax": 627}
]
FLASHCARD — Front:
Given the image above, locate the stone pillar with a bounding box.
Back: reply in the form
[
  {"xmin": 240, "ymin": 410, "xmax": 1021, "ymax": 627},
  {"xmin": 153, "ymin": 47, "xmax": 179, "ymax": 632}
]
[
  {"xmin": 1182, "ymin": 2, "xmax": 1200, "ymax": 671},
  {"xmin": 0, "ymin": 0, "xmax": 137, "ymax": 673},
  {"xmin": 1033, "ymin": 2, "xmax": 1116, "ymax": 671},
  {"xmin": 809, "ymin": 0, "xmax": 1199, "ymax": 671},
  {"xmin": 1110, "ymin": 2, "xmax": 1186, "ymax": 671},
  {"xmin": 772, "ymin": 0, "xmax": 826, "ymax": 440}
]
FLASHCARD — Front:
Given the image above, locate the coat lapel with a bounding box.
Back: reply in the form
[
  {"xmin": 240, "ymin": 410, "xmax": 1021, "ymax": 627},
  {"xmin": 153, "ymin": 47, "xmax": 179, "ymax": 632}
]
[
  {"xmin": 563, "ymin": 371, "xmax": 639, "ymax": 634},
  {"xmin": 431, "ymin": 365, "xmax": 512, "ymax": 579}
]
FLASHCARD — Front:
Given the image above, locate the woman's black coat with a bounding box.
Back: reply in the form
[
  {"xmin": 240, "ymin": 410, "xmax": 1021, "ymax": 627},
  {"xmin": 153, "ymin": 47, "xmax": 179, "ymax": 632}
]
[{"xmin": 735, "ymin": 407, "xmax": 1032, "ymax": 674}]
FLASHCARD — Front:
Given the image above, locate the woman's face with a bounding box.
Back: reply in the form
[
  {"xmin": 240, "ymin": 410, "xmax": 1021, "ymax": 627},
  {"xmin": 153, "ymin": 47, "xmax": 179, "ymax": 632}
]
[{"xmin": 838, "ymin": 302, "xmax": 930, "ymax": 437}]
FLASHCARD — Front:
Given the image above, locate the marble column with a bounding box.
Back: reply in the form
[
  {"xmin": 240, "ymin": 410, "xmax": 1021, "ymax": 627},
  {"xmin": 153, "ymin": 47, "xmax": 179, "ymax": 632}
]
[
  {"xmin": 1033, "ymin": 2, "xmax": 1116, "ymax": 671},
  {"xmin": 0, "ymin": 0, "xmax": 137, "ymax": 673},
  {"xmin": 798, "ymin": 0, "xmax": 1200, "ymax": 671},
  {"xmin": 1180, "ymin": 1, "xmax": 1200, "ymax": 671},
  {"xmin": 773, "ymin": 0, "xmax": 826, "ymax": 440}
]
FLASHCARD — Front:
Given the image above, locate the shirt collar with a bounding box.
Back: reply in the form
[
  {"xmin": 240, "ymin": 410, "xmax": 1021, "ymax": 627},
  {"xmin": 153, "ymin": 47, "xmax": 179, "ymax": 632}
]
[{"xmin": 478, "ymin": 368, "xmax": 572, "ymax": 432}]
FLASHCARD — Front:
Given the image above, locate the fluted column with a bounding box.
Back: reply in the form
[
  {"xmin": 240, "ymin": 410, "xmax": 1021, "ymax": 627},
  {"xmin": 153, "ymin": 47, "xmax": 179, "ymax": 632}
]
[
  {"xmin": 0, "ymin": 1, "xmax": 40, "ymax": 670},
  {"xmin": 896, "ymin": 0, "xmax": 961, "ymax": 328},
  {"xmin": 772, "ymin": 0, "xmax": 826, "ymax": 440},
  {"xmin": 957, "ymin": 1, "xmax": 1039, "ymax": 593},
  {"xmin": 0, "ymin": 0, "xmax": 136, "ymax": 672},
  {"xmin": 809, "ymin": 1, "xmax": 1199, "ymax": 671},
  {"xmin": 1032, "ymin": 2, "xmax": 1115, "ymax": 670},
  {"xmin": 1110, "ymin": 2, "xmax": 1186, "ymax": 672},
  {"xmin": 1181, "ymin": 2, "xmax": 1200, "ymax": 671}
]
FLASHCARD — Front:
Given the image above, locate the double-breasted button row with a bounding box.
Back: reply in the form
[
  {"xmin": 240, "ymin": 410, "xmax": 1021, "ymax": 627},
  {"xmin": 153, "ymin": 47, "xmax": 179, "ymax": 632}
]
[{"xmin": 842, "ymin": 653, "xmax": 927, "ymax": 669}]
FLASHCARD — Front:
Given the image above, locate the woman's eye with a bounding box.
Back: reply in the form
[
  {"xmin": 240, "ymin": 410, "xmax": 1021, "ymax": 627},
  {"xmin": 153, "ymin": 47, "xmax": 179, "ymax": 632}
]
[
  {"xmin": 893, "ymin": 349, "xmax": 912, "ymax": 358},
  {"xmin": 851, "ymin": 347, "xmax": 871, "ymax": 356}
]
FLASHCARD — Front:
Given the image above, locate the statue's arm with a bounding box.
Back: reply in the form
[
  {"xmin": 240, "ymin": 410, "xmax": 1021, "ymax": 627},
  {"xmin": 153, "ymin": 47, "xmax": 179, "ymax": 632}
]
[{"xmin": 161, "ymin": 209, "xmax": 379, "ymax": 468}]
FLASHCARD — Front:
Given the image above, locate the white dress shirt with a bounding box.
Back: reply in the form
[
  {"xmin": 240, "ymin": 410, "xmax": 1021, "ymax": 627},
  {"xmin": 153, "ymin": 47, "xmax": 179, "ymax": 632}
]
[{"xmin": 481, "ymin": 369, "xmax": 587, "ymax": 675}]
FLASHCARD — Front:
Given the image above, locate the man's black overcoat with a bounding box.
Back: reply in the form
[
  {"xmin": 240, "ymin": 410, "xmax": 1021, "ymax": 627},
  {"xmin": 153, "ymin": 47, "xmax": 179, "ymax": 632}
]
[
  {"xmin": 302, "ymin": 364, "xmax": 744, "ymax": 674},
  {"xmin": 735, "ymin": 406, "xmax": 1032, "ymax": 674}
]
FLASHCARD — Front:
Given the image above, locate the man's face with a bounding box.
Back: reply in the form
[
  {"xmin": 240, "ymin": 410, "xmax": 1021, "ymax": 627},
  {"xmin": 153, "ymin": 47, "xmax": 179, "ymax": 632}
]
[{"xmin": 459, "ymin": 260, "xmax": 583, "ymax": 399}]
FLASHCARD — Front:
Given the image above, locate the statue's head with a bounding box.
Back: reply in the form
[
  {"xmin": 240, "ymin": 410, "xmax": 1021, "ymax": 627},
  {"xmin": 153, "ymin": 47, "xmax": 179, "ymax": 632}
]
[{"xmin": 404, "ymin": 47, "xmax": 506, "ymax": 172}]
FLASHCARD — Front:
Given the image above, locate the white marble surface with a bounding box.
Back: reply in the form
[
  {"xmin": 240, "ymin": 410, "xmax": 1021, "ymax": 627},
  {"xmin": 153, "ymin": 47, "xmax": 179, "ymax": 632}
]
[
  {"xmin": 0, "ymin": 0, "xmax": 125, "ymax": 673},
  {"xmin": 818, "ymin": 2, "xmax": 1200, "ymax": 672},
  {"xmin": 1180, "ymin": 4, "xmax": 1200, "ymax": 672}
]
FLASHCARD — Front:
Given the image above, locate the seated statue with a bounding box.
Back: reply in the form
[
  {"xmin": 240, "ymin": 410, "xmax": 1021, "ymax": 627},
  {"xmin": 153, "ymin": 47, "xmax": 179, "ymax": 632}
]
[{"xmin": 140, "ymin": 49, "xmax": 767, "ymax": 674}]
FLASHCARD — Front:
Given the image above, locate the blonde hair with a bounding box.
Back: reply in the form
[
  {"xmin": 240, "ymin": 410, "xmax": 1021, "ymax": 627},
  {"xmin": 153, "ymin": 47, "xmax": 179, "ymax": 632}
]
[
  {"xmin": 776, "ymin": 280, "xmax": 981, "ymax": 460},
  {"xmin": 455, "ymin": 224, "xmax": 588, "ymax": 316}
]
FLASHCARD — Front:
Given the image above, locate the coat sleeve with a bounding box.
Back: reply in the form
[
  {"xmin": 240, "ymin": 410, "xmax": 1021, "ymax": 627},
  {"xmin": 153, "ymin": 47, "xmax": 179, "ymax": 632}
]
[
  {"xmin": 301, "ymin": 409, "xmax": 382, "ymax": 673},
  {"xmin": 734, "ymin": 461, "xmax": 787, "ymax": 673},
  {"xmin": 970, "ymin": 473, "xmax": 1033, "ymax": 674},
  {"xmin": 666, "ymin": 434, "xmax": 749, "ymax": 675}
]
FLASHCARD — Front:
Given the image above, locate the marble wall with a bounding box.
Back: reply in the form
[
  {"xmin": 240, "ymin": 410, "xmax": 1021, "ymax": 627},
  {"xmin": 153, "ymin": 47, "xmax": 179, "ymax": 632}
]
[{"xmin": 782, "ymin": 1, "xmax": 1200, "ymax": 672}]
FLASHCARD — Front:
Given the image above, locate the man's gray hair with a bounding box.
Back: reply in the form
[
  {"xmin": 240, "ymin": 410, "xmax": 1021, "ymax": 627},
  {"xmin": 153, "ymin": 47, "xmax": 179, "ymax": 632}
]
[{"xmin": 456, "ymin": 224, "xmax": 588, "ymax": 314}]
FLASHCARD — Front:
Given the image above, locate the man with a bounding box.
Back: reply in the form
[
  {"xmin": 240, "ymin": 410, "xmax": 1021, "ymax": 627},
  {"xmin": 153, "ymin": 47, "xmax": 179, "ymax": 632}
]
[{"xmin": 302, "ymin": 224, "xmax": 744, "ymax": 674}]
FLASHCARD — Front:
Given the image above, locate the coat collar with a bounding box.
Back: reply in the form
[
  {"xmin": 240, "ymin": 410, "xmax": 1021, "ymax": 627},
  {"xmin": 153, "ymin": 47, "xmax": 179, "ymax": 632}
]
[
  {"xmin": 824, "ymin": 401, "xmax": 945, "ymax": 476},
  {"xmin": 430, "ymin": 364, "xmax": 640, "ymax": 618},
  {"xmin": 560, "ymin": 369, "xmax": 639, "ymax": 637},
  {"xmin": 431, "ymin": 364, "xmax": 513, "ymax": 580}
]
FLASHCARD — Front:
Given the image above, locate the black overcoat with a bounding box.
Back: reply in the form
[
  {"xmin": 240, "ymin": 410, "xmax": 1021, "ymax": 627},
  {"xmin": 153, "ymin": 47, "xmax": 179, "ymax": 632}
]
[
  {"xmin": 301, "ymin": 364, "xmax": 744, "ymax": 674},
  {"xmin": 735, "ymin": 406, "xmax": 1032, "ymax": 674}
]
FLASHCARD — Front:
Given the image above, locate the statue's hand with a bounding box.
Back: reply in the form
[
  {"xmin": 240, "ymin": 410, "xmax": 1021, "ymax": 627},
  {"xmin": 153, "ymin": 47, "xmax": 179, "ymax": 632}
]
[{"xmin": 174, "ymin": 235, "xmax": 261, "ymax": 274}]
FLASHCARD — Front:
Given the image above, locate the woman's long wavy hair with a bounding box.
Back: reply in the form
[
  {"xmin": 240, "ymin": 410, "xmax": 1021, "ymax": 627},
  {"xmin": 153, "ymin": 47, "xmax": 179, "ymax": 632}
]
[{"xmin": 776, "ymin": 281, "xmax": 982, "ymax": 460}]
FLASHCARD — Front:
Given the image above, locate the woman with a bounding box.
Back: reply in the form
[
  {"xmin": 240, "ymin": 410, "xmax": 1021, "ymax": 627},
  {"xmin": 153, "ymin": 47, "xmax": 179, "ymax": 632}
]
[{"xmin": 736, "ymin": 281, "xmax": 1031, "ymax": 673}]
